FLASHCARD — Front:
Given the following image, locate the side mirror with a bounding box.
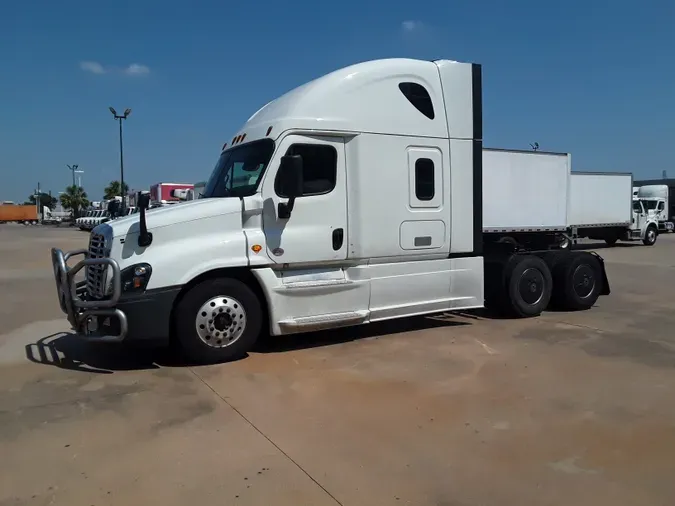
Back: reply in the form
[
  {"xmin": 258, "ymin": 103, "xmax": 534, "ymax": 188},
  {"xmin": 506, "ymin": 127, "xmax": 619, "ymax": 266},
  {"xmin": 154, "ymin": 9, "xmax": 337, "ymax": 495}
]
[
  {"xmin": 277, "ymin": 155, "xmax": 303, "ymax": 219},
  {"xmin": 137, "ymin": 191, "xmax": 153, "ymax": 248},
  {"xmin": 138, "ymin": 192, "xmax": 151, "ymax": 210}
]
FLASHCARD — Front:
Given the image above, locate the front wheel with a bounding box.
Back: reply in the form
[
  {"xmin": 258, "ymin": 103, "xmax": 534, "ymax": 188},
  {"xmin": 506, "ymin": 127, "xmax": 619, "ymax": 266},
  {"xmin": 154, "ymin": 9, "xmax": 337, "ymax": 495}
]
[
  {"xmin": 643, "ymin": 225, "xmax": 657, "ymax": 246},
  {"xmin": 174, "ymin": 278, "xmax": 263, "ymax": 363}
]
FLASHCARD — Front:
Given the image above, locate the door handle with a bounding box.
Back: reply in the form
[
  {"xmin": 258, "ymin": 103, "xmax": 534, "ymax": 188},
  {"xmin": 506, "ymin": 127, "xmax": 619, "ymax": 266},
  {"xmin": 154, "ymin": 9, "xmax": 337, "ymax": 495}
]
[{"xmin": 332, "ymin": 228, "xmax": 344, "ymax": 251}]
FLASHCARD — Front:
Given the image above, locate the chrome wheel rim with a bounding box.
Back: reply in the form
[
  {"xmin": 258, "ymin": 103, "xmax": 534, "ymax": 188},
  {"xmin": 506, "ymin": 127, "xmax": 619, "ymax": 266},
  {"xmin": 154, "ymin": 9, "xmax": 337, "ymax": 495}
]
[{"xmin": 195, "ymin": 296, "xmax": 247, "ymax": 348}]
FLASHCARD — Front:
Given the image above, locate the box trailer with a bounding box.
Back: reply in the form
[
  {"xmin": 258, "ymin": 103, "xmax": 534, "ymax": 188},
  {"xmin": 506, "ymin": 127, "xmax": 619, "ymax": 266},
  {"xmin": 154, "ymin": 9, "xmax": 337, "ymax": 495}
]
[
  {"xmin": 0, "ymin": 204, "xmax": 39, "ymax": 224},
  {"xmin": 482, "ymin": 149, "xmax": 569, "ymax": 233},
  {"xmin": 568, "ymin": 172, "xmax": 633, "ymax": 228},
  {"xmin": 568, "ymin": 172, "xmax": 660, "ymax": 246}
]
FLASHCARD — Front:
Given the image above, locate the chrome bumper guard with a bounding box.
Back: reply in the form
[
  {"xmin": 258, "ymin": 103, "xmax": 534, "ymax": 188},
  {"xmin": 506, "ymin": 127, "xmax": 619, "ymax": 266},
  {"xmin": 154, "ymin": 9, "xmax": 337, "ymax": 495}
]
[{"xmin": 51, "ymin": 248, "xmax": 128, "ymax": 342}]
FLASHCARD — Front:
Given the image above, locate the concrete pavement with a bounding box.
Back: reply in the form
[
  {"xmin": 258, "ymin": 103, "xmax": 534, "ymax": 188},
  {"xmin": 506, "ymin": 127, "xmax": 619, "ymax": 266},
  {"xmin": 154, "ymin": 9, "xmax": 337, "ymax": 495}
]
[{"xmin": 1, "ymin": 224, "xmax": 675, "ymax": 505}]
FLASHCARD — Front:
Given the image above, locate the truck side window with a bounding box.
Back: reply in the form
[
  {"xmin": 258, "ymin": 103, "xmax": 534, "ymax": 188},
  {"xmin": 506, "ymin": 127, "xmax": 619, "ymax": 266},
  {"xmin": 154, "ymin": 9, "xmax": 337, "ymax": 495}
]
[
  {"xmin": 276, "ymin": 144, "xmax": 337, "ymax": 197},
  {"xmin": 398, "ymin": 82, "xmax": 435, "ymax": 120},
  {"xmin": 415, "ymin": 158, "xmax": 435, "ymax": 201}
]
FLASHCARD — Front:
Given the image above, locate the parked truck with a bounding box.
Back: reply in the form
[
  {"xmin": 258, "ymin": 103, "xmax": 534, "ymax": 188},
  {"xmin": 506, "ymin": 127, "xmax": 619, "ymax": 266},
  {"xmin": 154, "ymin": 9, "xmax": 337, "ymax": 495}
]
[
  {"xmin": 569, "ymin": 173, "xmax": 660, "ymax": 246},
  {"xmin": 0, "ymin": 204, "xmax": 39, "ymax": 224},
  {"xmin": 483, "ymin": 152, "xmax": 662, "ymax": 248},
  {"xmin": 51, "ymin": 58, "xmax": 611, "ymax": 363},
  {"xmin": 635, "ymin": 185, "xmax": 672, "ymax": 232},
  {"xmin": 149, "ymin": 182, "xmax": 195, "ymax": 206}
]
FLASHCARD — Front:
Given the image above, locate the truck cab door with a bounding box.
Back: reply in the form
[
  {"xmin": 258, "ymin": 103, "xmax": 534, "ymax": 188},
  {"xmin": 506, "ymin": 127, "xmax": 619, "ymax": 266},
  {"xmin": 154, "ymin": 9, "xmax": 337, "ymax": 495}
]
[
  {"xmin": 260, "ymin": 134, "xmax": 347, "ymax": 265},
  {"xmin": 633, "ymin": 201, "xmax": 647, "ymax": 232}
]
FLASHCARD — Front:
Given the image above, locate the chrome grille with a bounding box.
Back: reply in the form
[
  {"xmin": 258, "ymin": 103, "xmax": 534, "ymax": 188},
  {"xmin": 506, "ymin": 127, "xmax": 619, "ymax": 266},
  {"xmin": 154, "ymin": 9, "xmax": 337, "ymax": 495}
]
[{"xmin": 86, "ymin": 232, "xmax": 110, "ymax": 298}]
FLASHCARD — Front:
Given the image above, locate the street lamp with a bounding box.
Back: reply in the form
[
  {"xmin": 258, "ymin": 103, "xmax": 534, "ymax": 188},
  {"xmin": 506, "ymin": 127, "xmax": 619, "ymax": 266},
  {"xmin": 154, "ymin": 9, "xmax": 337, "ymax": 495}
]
[
  {"xmin": 74, "ymin": 168, "xmax": 84, "ymax": 187},
  {"xmin": 109, "ymin": 107, "xmax": 132, "ymax": 213},
  {"xmin": 66, "ymin": 164, "xmax": 79, "ymax": 188}
]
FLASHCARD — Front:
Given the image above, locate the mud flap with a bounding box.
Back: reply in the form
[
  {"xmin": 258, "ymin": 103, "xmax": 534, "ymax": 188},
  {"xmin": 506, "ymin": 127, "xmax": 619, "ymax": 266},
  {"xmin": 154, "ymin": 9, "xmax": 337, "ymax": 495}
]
[{"xmin": 590, "ymin": 251, "xmax": 611, "ymax": 296}]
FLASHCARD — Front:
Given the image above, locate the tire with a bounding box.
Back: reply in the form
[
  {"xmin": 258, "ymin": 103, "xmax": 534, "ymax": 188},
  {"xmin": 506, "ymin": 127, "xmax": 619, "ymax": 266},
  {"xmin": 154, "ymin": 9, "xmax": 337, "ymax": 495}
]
[
  {"xmin": 503, "ymin": 255, "xmax": 553, "ymax": 318},
  {"xmin": 604, "ymin": 237, "xmax": 618, "ymax": 246},
  {"xmin": 643, "ymin": 225, "xmax": 657, "ymax": 246},
  {"xmin": 174, "ymin": 277, "xmax": 262, "ymax": 364},
  {"xmin": 550, "ymin": 252, "xmax": 602, "ymax": 311}
]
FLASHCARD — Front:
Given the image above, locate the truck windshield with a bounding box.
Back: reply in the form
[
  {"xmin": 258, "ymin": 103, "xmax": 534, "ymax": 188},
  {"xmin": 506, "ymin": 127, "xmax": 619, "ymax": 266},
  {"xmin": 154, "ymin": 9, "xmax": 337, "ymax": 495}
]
[
  {"xmin": 203, "ymin": 139, "xmax": 275, "ymax": 198},
  {"xmin": 641, "ymin": 200, "xmax": 659, "ymax": 210}
]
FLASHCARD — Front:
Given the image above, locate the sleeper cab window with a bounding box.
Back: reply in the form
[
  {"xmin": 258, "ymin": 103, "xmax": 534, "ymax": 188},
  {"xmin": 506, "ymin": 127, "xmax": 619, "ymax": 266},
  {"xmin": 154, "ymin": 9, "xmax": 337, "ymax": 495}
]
[
  {"xmin": 275, "ymin": 144, "xmax": 337, "ymax": 197},
  {"xmin": 415, "ymin": 158, "xmax": 435, "ymax": 201},
  {"xmin": 398, "ymin": 82, "xmax": 435, "ymax": 120},
  {"xmin": 408, "ymin": 148, "xmax": 442, "ymax": 208}
]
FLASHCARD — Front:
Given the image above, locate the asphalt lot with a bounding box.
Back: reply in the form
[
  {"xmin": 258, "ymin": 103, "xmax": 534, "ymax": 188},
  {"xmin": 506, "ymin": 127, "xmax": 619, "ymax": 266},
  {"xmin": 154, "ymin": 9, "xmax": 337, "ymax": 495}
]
[{"xmin": 1, "ymin": 223, "xmax": 675, "ymax": 506}]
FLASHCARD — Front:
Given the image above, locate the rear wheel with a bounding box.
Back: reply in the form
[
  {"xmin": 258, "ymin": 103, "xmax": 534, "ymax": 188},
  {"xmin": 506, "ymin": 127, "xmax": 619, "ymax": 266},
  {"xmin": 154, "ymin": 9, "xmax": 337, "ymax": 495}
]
[
  {"xmin": 174, "ymin": 277, "xmax": 262, "ymax": 363},
  {"xmin": 643, "ymin": 225, "xmax": 657, "ymax": 246},
  {"xmin": 604, "ymin": 237, "xmax": 618, "ymax": 246},
  {"xmin": 503, "ymin": 255, "xmax": 553, "ymax": 317},
  {"xmin": 551, "ymin": 252, "xmax": 602, "ymax": 310}
]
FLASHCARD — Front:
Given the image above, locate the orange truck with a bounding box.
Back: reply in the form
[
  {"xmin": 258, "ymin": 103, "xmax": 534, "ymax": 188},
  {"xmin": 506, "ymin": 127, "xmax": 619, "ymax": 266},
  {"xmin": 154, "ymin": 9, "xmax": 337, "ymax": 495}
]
[{"xmin": 0, "ymin": 204, "xmax": 39, "ymax": 224}]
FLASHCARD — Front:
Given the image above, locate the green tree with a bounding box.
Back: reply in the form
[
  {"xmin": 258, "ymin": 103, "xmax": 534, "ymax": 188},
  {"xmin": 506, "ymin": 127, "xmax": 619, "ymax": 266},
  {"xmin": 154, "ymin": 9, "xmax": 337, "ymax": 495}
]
[
  {"xmin": 104, "ymin": 180, "xmax": 130, "ymax": 200},
  {"xmin": 59, "ymin": 185, "xmax": 89, "ymax": 218},
  {"xmin": 25, "ymin": 192, "xmax": 58, "ymax": 210}
]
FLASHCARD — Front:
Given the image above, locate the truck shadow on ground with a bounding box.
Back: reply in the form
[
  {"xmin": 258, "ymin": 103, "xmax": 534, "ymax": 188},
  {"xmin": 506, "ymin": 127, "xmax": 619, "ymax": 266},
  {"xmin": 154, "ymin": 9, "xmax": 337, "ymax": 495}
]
[
  {"xmin": 24, "ymin": 333, "xmax": 169, "ymax": 374},
  {"xmin": 24, "ymin": 314, "xmax": 472, "ymax": 374}
]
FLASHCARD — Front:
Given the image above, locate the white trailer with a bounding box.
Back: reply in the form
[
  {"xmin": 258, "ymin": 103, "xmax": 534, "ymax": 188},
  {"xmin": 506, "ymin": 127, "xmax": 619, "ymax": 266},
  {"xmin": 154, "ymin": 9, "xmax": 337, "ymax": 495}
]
[
  {"xmin": 482, "ymin": 148, "xmax": 570, "ymax": 250},
  {"xmin": 50, "ymin": 58, "xmax": 612, "ymax": 363},
  {"xmin": 569, "ymin": 172, "xmax": 660, "ymax": 246}
]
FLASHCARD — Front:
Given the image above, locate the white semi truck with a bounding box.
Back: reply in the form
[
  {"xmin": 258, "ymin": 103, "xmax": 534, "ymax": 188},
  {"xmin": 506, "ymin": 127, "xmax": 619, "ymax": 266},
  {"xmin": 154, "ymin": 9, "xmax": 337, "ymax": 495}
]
[
  {"xmin": 635, "ymin": 185, "xmax": 672, "ymax": 232},
  {"xmin": 51, "ymin": 58, "xmax": 611, "ymax": 363}
]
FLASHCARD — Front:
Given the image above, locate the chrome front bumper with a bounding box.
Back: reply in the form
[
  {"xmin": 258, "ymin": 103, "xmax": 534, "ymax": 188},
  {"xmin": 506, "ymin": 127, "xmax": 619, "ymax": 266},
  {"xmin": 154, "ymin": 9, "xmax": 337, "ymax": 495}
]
[{"xmin": 51, "ymin": 248, "xmax": 128, "ymax": 342}]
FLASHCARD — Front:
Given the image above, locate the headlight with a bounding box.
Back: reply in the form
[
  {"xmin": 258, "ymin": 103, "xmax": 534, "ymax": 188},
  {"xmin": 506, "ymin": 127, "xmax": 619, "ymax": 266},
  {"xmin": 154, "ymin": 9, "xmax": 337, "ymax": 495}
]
[{"xmin": 120, "ymin": 263, "xmax": 152, "ymax": 292}]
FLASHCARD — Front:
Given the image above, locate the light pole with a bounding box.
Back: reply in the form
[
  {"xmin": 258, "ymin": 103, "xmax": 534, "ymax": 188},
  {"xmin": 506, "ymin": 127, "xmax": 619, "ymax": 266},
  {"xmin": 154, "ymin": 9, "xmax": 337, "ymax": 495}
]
[
  {"xmin": 67, "ymin": 164, "xmax": 79, "ymax": 188},
  {"xmin": 109, "ymin": 107, "xmax": 131, "ymax": 213}
]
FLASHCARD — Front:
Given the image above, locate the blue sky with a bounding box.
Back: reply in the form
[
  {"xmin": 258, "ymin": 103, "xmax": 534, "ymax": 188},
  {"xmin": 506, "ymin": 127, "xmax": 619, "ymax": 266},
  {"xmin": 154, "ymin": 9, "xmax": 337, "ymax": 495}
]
[{"xmin": 1, "ymin": 0, "xmax": 673, "ymax": 202}]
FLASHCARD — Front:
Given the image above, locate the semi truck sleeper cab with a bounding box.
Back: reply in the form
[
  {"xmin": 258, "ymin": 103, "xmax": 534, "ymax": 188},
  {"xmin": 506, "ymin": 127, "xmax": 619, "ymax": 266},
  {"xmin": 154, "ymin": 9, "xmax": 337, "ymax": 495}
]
[{"xmin": 51, "ymin": 57, "xmax": 610, "ymax": 363}]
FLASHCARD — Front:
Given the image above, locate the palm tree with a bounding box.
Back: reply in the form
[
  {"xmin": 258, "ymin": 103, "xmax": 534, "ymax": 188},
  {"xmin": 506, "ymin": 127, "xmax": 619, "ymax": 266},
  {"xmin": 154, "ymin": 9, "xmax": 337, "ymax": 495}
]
[
  {"xmin": 104, "ymin": 180, "xmax": 129, "ymax": 200},
  {"xmin": 60, "ymin": 185, "xmax": 89, "ymax": 219}
]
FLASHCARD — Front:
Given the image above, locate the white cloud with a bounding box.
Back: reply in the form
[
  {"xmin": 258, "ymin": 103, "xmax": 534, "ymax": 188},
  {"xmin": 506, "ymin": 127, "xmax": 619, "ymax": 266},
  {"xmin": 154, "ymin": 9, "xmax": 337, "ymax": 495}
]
[
  {"xmin": 402, "ymin": 20, "xmax": 423, "ymax": 32},
  {"xmin": 79, "ymin": 61, "xmax": 151, "ymax": 77},
  {"xmin": 80, "ymin": 61, "xmax": 107, "ymax": 74},
  {"xmin": 124, "ymin": 63, "xmax": 150, "ymax": 76}
]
